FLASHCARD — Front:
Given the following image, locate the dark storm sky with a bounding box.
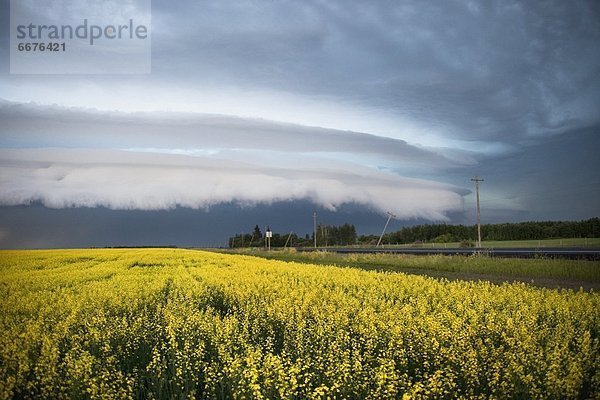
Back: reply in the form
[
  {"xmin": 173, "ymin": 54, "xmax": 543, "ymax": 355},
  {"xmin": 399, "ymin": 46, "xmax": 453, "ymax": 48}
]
[{"xmin": 0, "ymin": 0, "xmax": 599, "ymax": 247}]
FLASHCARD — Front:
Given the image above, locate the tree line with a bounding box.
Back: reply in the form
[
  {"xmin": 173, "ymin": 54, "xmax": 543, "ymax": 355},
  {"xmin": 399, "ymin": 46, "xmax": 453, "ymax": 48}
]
[
  {"xmin": 229, "ymin": 218, "xmax": 599, "ymax": 248},
  {"xmin": 228, "ymin": 223, "xmax": 357, "ymax": 248},
  {"xmin": 361, "ymin": 217, "xmax": 600, "ymax": 245}
]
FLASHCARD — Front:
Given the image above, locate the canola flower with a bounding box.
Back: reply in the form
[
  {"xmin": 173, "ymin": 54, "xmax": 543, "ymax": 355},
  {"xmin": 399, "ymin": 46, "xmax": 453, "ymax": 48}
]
[{"xmin": 0, "ymin": 249, "xmax": 598, "ymax": 399}]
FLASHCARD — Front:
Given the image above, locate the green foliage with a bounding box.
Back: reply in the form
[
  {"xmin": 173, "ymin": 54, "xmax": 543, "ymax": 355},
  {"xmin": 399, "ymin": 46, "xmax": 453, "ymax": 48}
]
[
  {"xmin": 253, "ymin": 225, "xmax": 262, "ymax": 239},
  {"xmin": 314, "ymin": 223, "xmax": 357, "ymax": 247},
  {"xmin": 1, "ymin": 249, "xmax": 599, "ymax": 399},
  {"xmin": 229, "ymin": 223, "xmax": 357, "ymax": 248},
  {"xmin": 361, "ymin": 217, "xmax": 600, "ymax": 245},
  {"xmin": 433, "ymin": 233, "xmax": 456, "ymax": 243}
]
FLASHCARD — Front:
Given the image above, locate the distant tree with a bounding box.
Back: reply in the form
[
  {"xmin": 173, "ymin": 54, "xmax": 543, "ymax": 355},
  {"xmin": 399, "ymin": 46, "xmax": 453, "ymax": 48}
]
[
  {"xmin": 385, "ymin": 218, "xmax": 599, "ymax": 244},
  {"xmin": 338, "ymin": 223, "xmax": 357, "ymax": 245},
  {"xmin": 229, "ymin": 218, "xmax": 599, "ymax": 249},
  {"xmin": 314, "ymin": 223, "xmax": 357, "ymax": 246},
  {"xmin": 433, "ymin": 233, "xmax": 455, "ymax": 243},
  {"xmin": 253, "ymin": 225, "xmax": 262, "ymax": 239}
]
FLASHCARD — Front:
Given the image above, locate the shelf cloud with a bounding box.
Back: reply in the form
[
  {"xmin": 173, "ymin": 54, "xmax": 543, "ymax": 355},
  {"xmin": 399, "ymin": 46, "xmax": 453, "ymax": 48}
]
[
  {"xmin": 0, "ymin": 147, "xmax": 467, "ymax": 221},
  {"xmin": 0, "ymin": 99, "xmax": 471, "ymax": 220},
  {"xmin": 0, "ymin": 0, "xmax": 598, "ymax": 247}
]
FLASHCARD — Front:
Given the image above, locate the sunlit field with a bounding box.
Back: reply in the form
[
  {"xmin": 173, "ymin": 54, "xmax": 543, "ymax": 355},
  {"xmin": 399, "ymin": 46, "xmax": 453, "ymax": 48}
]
[
  {"xmin": 222, "ymin": 248, "xmax": 600, "ymax": 288},
  {"xmin": 1, "ymin": 249, "xmax": 598, "ymax": 399}
]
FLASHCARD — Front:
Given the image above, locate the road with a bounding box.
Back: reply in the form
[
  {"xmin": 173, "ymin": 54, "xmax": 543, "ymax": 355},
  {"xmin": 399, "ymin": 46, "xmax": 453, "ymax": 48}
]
[{"xmin": 297, "ymin": 247, "xmax": 600, "ymax": 260}]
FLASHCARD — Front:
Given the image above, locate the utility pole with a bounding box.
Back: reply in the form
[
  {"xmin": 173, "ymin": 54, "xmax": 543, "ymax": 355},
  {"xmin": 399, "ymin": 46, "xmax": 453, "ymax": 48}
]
[
  {"xmin": 377, "ymin": 212, "xmax": 396, "ymax": 247},
  {"xmin": 313, "ymin": 211, "xmax": 317, "ymax": 249},
  {"xmin": 284, "ymin": 231, "xmax": 293, "ymax": 248},
  {"xmin": 471, "ymin": 176, "xmax": 484, "ymax": 248}
]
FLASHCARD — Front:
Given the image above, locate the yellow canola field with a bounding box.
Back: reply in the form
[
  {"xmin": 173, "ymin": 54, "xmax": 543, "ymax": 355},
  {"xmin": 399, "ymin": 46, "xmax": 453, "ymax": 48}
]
[{"xmin": 0, "ymin": 248, "xmax": 598, "ymax": 399}]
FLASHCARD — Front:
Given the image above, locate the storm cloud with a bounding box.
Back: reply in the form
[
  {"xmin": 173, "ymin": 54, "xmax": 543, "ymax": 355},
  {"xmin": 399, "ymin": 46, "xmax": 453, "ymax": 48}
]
[
  {"xmin": 0, "ymin": 99, "xmax": 471, "ymax": 220},
  {"xmin": 0, "ymin": 0, "xmax": 599, "ymax": 247},
  {"xmin": 0, "ymin": 99, "xmax": 472, "ymax": 169},
  {"xmin": 3, "ymin": 1, "xmax": 599, "ymax": 150},
  {"xmin": 0, "ymin": 146, "xmax": 467, "ymax": 220}
]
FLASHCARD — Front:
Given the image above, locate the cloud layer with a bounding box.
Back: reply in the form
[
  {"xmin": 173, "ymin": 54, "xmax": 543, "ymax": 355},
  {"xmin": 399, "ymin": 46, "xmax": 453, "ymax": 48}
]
[
  {"xmin": 1, "ymin": 0, "xmax": 599, "ymax": 237},
  {"xmin": 0, "ymin": 148, "xmax": 466, "ymax": 220},
  {"xmin": 2, "ymin": 1, "xmax": 599, "ymax": 151},
  {"xmin": 0, "ymin": 99, "xmax": 472, "ymax": 220},
  {"xmin": 0, "ymin": 99, "xmax": 472, "ymax": 169}
]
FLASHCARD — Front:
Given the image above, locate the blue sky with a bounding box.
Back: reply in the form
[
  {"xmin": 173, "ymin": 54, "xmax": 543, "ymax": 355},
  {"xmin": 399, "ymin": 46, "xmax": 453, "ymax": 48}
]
[{"xmin": 0, "ymin": 0, "xmax": 599, "ymax": 247}]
